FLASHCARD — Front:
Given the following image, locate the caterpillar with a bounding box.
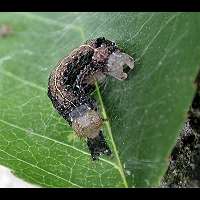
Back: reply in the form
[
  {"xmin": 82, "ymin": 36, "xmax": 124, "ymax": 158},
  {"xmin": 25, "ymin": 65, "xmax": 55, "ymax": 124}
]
[{"xmin": 47, "ymin": 37, "xmax": 134, "ymax": 160}]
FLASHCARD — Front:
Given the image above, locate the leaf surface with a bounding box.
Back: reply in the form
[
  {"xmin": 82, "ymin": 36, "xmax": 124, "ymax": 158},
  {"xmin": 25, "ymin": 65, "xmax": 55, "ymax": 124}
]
[{"xmin": 0, "ymin": 12, "xmax": 200, "ymax": 187}]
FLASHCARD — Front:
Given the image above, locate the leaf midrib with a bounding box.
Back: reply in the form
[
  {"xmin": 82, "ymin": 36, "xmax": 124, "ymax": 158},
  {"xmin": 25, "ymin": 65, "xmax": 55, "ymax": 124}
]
[{"xmin": 95, "ymin": 82, "xmax": 128, "ymax": 188}]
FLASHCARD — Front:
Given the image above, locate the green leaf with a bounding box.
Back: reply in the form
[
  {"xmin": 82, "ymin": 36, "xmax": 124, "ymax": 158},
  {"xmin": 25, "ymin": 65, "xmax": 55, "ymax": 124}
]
[{"xmin": 0, "ymin": 12, "xmax": 200, "ymax": 187}]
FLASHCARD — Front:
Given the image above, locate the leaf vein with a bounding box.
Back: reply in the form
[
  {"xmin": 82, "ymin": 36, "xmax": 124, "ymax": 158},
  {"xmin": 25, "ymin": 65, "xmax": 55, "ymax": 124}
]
[
  {"xmin": 0, "ymin": 148, "xmax": 81, "ymax": 187},
  {"xmin": 0, "ymin": 118, "xmax": 119, "ymax": 169}
]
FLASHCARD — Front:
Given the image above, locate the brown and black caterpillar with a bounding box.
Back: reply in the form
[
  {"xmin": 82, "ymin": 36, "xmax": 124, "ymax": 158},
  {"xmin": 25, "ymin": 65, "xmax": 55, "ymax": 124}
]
[{"xmin": 47, "ymin": 37, "xmax": 134, "ymax": 160}]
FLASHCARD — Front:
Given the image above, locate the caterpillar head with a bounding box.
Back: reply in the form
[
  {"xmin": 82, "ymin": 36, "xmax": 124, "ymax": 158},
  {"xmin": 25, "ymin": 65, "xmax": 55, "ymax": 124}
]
[
  {"xmin": 106, "ymin": 50, "xmax": 134, "ymax": 80},
  {"xmin": 71, "ymin": 109, "xmax": 103, "ymax": 139},
  {"xmin": 86, "ymin": 37, "xmax": 135, "ymax": 81}
]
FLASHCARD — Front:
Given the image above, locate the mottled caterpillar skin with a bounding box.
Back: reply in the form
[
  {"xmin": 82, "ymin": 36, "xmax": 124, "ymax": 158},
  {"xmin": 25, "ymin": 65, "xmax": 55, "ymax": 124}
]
[{"xmin": 47, "ymin": 37, "xmax": 134, "ymax": 160}]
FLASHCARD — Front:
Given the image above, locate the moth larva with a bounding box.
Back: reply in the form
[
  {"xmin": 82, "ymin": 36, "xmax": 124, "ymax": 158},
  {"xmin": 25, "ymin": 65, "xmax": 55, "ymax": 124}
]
[{"xmin": 47, "ymin": 37, "xmax": 134, "ymax": 160}]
